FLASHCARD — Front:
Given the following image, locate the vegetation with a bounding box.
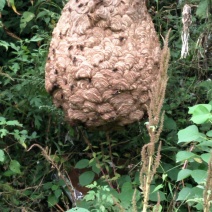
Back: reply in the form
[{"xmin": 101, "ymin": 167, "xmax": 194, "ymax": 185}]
[{"xmin": 0, "ymin": 0, "xmax": 211, "ymax": 211}]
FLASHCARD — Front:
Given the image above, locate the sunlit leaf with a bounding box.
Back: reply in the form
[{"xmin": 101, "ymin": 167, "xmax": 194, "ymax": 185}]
[
  {"xmin": 178, "ymin": 125, "xmax": 201, "ymax": 143},
  {"xmin": 176, "ymin": 151, "xmax": 196, "ymax": 163}
]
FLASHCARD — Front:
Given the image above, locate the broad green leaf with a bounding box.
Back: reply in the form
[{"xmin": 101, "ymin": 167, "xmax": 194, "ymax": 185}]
[
  {"xmin": 6, "ymin": 120, "xmax": 22, "ymax": 127},
  {"xmin": 75, "ymin": 159, "xmax": 89, "ymax": 169},
  {"xmin": 66, "ymin": 208, "xmax": 90, "ymax": 212},
  {"xmin": 176, "ymin": 187, "xmax": 192, "ymax": 201},
  {"xmin": 0, "ymin": 149, "xmax": 5, "ymax": 162},
  {"xmin": 206, "ymin": 130, "xmax": 212, "ymax": 137},
  {"xmin": 197, "ymin": 140, "xmax": 212, "ymax": 147},
  {"xmin": 191, "ymin": 170, "xmax": 207, "ymax": 184},
  {"xmin": 188, "ymin": 104, "xmax": 211, "ymax": 114},
  {"xmin": 91, "ymin": 163, "xmax": 101, "ymax": 175},
  {"xmin": 176, "ymin": 151, "xmax": 196, "ymax": 163},
  {"xmin": 177, "ymin": 169, "xmax": 192, "ymax": 181},
  {"xmin": 178, "ymin": 125, "xmax": 201, "ymax": 143},
  {"xmin": 122, "ymin": 181, "xmax": 133, "ymax": 193},
  {"xmin": 9, "ymin": 160, "xmax": 21, "ymax": 174},
  {"xmin": 201, "ymin": 153, "xmax": 211, "ymax": 163},
  {"xmin": 190, "ymin": 105, "xmax": 212, "ymax": 124},
  {"xmin": 79, "ymin": 171, "xmax": 95, "ymax": 186},
  {"xmin": 20, "ymin": 12, "xmax": 35, "ymax": 31},
  {"xmin": 119, "ymin": 182, "xmax": 134, "ymax": 208},
  {"xmin": 48, "ymin": 194, "xmax": 58, "ymax": 207},
  {"xmin": 0, "ymin": 0, "xmax": 6, "ymax": 11}
]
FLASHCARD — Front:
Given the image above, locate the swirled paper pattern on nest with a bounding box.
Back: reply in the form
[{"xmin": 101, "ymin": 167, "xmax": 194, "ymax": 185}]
[{"xmin": 45, "ymin": 0, "xmax": 161, "ymax": 127}]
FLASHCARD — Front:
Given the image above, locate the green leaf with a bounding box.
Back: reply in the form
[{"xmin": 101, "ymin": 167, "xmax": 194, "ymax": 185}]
[
  {"xmin": 30, "ymin": 35, "xmax": 44, "ymax": 42},
  {"xmin": 43, "ymin": 182, "xmax": 53, "ymax": 190},
  {"xmin": 0, "ymin": 40, "xmax": 10, "ymax": 50},
  {"xmin": 196, "ymin": 0, "xmax": 209, "ymax": 19},
  {"xmin": 201, "ymin": 153, "xmax": 211, "ymax": 163},
  {"xmin": 9, "ymin": 0, "xmax": 20, "ymax": 15},
  {"xmin": 206, "ymin": 130, "xmax": 212, "ymax": 137},
  {"xmin": 20, "ymin": 12, "xmax": 35, "ymax": 31},
  {"xmin": 197, "ymin": 140, "xmax": 212, "ymax": 147},
  {"xmin": 9, "ymin": 160, "xmax": 21, "ymax": 174},
  {"xmin": 153, "ymin": 204, "xmax": 162, "ymax": 212},
  {"xmin": 0, "ymin": 117, "xmax": 7, "ymax": 125},
  {"xmin": 149, "ymin": 188, "xmax": 166, "ymax": 202},
  {"xmin": 151, "ymin": 184, "xmax": 163, "ymax": 193},
  {"xmin": 48, "ymin": 194, "xmax": 58, "ymax": 207},
  {"xmin": 164, "ymin": 115, "xmax": 177, "ymax": 131},
  {"xmin": 66, "ymin": 208, "xmax": 90, "ymax": 212},
  {"xmin": 189, "ymin": 105, "xmax": 212, "ymax": 124},
  {"xmin": 0, "ymin": 149, "xmax": 5, "ymax": 162},
  {"xmin": 188, "ymin": 104, "xmax": 211, "ymax": 114},
  {"xmin": 191, "ymin": 170, "xmax": 207, "ymax": 184},
  {"xmin": 178, "ymin": 125, "xmax": 201, "ymax": 143},
  {"xmin": 91, "ymin": 163, "xmax": 101, "ymax": 175},
  {"xmin": 75, "ymin": 159, "xmax": 89, "ymax": 169},
  {"xmin": 176, "ymin": 151, "xmax": 196, "ymax": 163},
  {"xmin": 177, "ymin": 187, "xmax": 192, "ymax": 201},
  {"xmin": 51, "ymin": 184, "xmax": 59, "ymax": 191},
  {"xmin": 0, "ymin": 0, "xmax": 6, "ymax": 11},
  {"xmin": 54, "ymin": 189, "xmax": 62, "ymax": 199},
  {"xmin": 0, "ymin": 129, "xmax": 9, "ymax": 138},
  {"xmin": 177, "ymin": 169, "xmax": 192, "ymax": 181},
  {"xmin": 6, "ymin": 120, "xmax": 23, "ymax": 127},
  {"xmin": 79, "ymin": 171, "xmax": 95, "ymax": 186}
]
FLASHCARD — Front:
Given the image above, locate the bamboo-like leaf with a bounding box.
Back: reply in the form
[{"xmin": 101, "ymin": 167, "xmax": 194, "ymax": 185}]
[{"xmin": 9, "ymin": 0, "xmax": 21, "ymax": 15}]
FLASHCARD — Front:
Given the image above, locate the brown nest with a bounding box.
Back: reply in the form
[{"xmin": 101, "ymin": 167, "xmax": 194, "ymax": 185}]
[{"xmin": 45, "ymin": 0, "xmax": 161, "ymax": 127}]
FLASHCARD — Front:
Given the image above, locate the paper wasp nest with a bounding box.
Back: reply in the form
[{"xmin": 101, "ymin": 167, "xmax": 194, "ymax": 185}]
[{"xmin": 45, "ymin": 0, "xmax": 161, "ymax": 127}]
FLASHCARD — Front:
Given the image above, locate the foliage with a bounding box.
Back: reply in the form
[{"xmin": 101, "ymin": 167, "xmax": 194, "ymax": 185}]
[
  {"xmin": 176, "ymin": 101, "xmax": 212, "ymax": 211},
  {"xmin": 0, "ymin": 0, "xmax": 211, "ymax": 211}
]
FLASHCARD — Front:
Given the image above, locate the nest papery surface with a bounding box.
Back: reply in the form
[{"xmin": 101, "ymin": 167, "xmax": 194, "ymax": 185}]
[{"xmin": 45, "ymin": 0, "xmax": 161, "ymax": 127}]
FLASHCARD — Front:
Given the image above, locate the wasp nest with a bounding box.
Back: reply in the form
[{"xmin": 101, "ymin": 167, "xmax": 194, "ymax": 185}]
[{"xmin": 45, "ymin": 0, "xmax": 161, "ymax": 127}]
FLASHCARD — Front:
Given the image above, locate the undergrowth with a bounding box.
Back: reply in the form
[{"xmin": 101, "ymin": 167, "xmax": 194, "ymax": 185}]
[{"xmin": 0, "ymin": 0, "xmax": 211, "ymax": 211}]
